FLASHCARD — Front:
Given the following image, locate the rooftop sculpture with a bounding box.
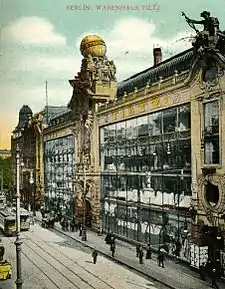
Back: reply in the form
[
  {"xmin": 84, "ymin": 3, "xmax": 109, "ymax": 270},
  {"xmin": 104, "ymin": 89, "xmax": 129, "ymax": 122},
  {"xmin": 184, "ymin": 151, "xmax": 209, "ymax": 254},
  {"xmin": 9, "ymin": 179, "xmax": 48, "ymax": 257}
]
[{"xmin": 182, "ymin": 11, "xmax": 225, "ymax": 54}]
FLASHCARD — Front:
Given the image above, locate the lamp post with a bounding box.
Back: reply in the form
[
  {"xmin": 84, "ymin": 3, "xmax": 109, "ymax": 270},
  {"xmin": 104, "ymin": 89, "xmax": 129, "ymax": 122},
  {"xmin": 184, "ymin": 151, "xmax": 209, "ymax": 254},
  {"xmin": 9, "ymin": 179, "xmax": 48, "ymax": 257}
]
[
  {"xmin": 15, "ymin": 144, "xmax": 23, "ymax": 289},
  {"xmin": 29, "ymin": 170, "xmax": 35, "ymax": 217}
]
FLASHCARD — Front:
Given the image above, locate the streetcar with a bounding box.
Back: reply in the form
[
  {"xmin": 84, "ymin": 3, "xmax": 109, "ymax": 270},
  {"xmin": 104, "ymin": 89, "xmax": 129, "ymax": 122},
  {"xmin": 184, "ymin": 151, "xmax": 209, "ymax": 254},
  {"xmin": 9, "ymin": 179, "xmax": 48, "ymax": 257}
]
[
  {"xmin": 0, "ymin": 192, "xmax": 6, "ymax": 210},
  {"xmin": 11, "ymin": 207, "xmax": 30, "ymax": 231},
  {"xmin": 0, "ymin": 210, "xmax": 16, "ymax": 236}
]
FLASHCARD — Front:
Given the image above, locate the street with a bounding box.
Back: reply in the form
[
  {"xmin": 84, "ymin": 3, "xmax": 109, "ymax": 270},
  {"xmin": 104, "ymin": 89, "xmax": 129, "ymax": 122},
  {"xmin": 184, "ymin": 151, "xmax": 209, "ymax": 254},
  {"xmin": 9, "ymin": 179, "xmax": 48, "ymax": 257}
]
[{"xmin": 1, "ymin": 224, "xmax": 159, "ymax": 289}]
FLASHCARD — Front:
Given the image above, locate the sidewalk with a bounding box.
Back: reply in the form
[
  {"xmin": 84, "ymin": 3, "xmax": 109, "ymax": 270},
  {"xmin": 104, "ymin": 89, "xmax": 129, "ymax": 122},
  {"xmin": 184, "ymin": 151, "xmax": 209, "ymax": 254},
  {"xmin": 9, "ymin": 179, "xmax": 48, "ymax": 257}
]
[{"xmin": 35, "ymin": 214, "xmax": 223, "ymax": 289}]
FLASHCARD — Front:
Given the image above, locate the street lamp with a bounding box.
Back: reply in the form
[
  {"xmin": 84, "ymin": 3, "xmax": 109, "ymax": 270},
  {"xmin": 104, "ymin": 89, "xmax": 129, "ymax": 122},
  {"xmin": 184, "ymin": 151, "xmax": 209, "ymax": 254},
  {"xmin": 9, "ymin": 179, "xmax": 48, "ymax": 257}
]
[
  {"xmin": 29, "ymin": 170, "xmax": 35, "ymax": 217},
  {"xmin": 15, "ymin": 144, "xmax": 23, "ymax": 289}
]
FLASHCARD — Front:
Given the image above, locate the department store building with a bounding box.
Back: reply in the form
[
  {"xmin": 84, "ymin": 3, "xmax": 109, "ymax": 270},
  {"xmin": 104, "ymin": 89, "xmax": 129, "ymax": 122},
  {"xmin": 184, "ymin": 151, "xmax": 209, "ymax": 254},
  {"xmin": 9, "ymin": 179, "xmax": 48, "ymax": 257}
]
[{"xmin": 97, "ymin": 46, "xmax": 225, "ymax": 264}]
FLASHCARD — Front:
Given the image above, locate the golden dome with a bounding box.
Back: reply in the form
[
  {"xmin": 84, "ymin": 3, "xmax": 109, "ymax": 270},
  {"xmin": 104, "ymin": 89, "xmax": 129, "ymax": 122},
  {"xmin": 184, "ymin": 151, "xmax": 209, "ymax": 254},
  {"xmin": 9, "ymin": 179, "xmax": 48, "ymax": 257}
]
[{"xmin": 80, "ymin": 35, "xmax": 107, "ymax": 57}]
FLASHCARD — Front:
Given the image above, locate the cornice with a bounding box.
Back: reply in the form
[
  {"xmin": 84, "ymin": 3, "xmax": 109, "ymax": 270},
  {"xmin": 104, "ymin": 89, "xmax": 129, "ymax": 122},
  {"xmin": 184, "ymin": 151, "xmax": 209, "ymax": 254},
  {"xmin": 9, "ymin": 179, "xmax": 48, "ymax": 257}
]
[{"xmin": 97, "ymin": 71, "xmax": 189, "ymax": 116}]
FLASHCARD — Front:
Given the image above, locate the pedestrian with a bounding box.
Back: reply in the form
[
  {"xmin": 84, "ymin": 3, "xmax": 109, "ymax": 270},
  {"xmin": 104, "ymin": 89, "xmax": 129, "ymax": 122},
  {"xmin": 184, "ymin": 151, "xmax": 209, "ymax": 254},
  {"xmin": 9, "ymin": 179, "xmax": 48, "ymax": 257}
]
[
  {"xmin": 139, "ymin": 247, "xmax": 144, "ymax": 264},
  {"xmin": 0, "ymin": 239, "xmax": 5, "ymax": 261},
  {"xmin": 110, "ymin": 243, "xmax": 116, "ymax": 257},
  {"xmin": 92, "ymin": 249, "xmax": 98, "ymax": 264},
  {"xmin": 79, "ymin": 225, "xmax": 83, "ymax": 236},
  {"xmin": 199, "ymin": 262, "xmax": 206, "ymax": 281},
  {"xmin": 211, "ymin": 268, "xmax": 219, "ymax": 289},
  {"xmin": 97, "ymin": 227, "xmax": 101, "ymax": 236},
  {"xmin": 70, "ymin": 218, "xmax": 75, "ymax": 232},
  {"xmin": 158, "ymin": 250, "xmax": 165, "ymax": 268},
  {"xmin": 146, "ymin": 244, "xmax": 152, "ymax": 259},
  {"xmin": 174, "ymin": 240, "xmax": 181, "ymax": 263},
  {"xmin": 105, "ymin": 232, "xmax": 111, "ymax": 244},
  {"xmin": 65, "ymin": 219, "xmax": 69, "ymax": 231},
  {"xmin": 136, "ymin": 244, "xmax": 140, "ymax": 257}
]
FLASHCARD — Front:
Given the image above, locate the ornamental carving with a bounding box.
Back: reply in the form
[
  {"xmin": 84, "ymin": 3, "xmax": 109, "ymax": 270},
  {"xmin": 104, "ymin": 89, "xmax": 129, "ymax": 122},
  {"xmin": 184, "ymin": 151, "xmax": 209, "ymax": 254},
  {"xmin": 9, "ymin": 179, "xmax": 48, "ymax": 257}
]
[
  {"xmin": 199, "ymin": 64, "xmax": 224, "ymax": 93},
  {"xmin": 197, "ymin": 174, "xmax": 225, "ymax": 215}
]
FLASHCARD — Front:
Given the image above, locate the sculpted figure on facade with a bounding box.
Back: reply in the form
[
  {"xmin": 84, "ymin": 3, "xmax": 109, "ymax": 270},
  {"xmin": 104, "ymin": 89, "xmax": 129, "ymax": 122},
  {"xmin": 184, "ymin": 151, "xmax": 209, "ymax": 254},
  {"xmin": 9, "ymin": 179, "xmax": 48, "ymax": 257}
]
[{"xmin": 182, "ymin": 11, "xmax": 225, "ymax": 53}]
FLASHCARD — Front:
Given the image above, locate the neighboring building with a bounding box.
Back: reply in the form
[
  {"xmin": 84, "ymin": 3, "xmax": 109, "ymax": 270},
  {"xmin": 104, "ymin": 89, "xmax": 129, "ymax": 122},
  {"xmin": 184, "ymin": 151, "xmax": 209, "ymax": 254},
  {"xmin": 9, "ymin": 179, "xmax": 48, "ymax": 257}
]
[
  {"xmin": 11, "ymin": 105, "xmax": 33, "ymax": 198},
  {"xmin": 43, "ymin": 35, "xmax": 117, "ymax": 227},
  {"xmin": 0, "ymin": 150, "xmax": 11, "ymax": 159},
  {"xmin": 11, "ymin": 105, "xmax": 67, "ymax": 210},
  {"xmin": 43, "ymin": 108, "xmax": 75, "ymax": 218}
]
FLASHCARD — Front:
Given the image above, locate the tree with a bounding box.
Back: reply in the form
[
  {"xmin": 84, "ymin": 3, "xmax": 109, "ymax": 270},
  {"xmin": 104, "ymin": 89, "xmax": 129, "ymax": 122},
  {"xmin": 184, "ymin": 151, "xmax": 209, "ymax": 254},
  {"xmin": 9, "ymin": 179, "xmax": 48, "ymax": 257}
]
[{"xmin": 0, "ymin": 156, "xmax": 13, "ymax": 193}]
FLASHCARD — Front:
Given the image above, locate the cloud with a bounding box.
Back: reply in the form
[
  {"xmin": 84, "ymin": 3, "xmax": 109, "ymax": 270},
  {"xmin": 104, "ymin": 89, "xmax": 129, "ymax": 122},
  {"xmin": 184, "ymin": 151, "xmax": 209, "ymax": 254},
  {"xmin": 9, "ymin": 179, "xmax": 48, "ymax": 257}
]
[
  {"xmin": 76, "ymin": 16, "xmax": 193, "ymax": 79},
  {"xmin": 13, "ymin": 54, "xmax": 79, "ymax": 73},
  {"xmin": 3, "ymin": 16, "xmax": 66, "ymax": 45},
  {"xmin": 1, "ymin": 15, "xmax": 194, "ymax": 148}
]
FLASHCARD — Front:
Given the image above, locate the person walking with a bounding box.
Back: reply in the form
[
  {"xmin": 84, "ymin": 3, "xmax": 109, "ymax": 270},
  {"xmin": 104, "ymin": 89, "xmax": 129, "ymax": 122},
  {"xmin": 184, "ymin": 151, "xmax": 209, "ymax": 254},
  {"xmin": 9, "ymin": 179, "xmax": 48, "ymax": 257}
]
[
  {"xmin": 0, "ymin": 239, "xmax": 5, "ymax": 261},
  {"xmin": 158, "ymin": 250, "xmax": 165, "ymax": 268},
  {"xmin": 92, "ymin": 249, "xmax": 98, "ymax": 264},
  {"xmin": 174, "ymin": 240, "xmax": 181, "ymax": 263},
  {"xmin": 136, "ymin": 244, "xmax": 140, "ymax": 257},
  {"xmin": 146, "ymin": 244, "xmax": 152, "ymax": 259},
  {"xmin": 110, "ymin": 243, "xmax": 116, "ymax": 257},
  {"xmin": 70, "ymin": 218, "xmax": 75, "ymax": 232},
  {"xmin": 199, "ymin": 262, "xmax": 206, "ymax": 281},
  {"xmin": 79, "ymin": 225, "xmax": 83, "ymax": 236},
  {"xmin": 211, "ymin": 267, "xmax": 219, "ymax": 289},
  {"xmin": 139, "ymin": 247, "xmax": 144, "ymax": 264}
]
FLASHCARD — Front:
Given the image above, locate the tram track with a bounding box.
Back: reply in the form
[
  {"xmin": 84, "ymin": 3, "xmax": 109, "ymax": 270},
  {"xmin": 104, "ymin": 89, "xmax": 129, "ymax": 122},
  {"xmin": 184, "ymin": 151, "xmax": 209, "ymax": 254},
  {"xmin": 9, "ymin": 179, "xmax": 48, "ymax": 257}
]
[
  {"xmin": 21, "ymin": 230, "xmax": 119, "ymax": 289},
  {"xmin": 7, "ymin": 237, "xmax": 65, "ymax": 289}
]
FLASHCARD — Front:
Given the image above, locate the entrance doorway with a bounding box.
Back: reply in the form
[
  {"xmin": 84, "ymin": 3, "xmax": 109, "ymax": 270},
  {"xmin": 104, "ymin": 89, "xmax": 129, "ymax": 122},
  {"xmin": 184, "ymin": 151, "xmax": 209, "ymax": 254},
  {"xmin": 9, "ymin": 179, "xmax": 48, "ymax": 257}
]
[
  {"xmin": 201, "ymin": 225, "xmax": 224, "ymax": 260},
  {"xmin": 85, "ymin": 200, "xmax": 92, "ymax": 227}
]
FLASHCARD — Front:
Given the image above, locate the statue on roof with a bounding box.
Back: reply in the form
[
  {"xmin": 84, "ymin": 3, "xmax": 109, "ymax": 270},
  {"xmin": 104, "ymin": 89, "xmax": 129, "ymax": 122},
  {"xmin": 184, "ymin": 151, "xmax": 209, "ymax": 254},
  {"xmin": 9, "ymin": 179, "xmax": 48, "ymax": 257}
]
[{"xmin": 182, "ymin": 11, "xmax": 225, "ymax": 53}]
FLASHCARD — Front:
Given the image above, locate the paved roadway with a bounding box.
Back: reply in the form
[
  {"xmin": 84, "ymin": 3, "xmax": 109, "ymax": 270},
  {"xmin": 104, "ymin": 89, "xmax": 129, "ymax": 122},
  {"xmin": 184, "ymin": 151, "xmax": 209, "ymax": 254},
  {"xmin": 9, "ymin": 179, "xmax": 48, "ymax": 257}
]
[{"xmin": 1, "ymin": 224, "xmax": 160, "ymax": 289}]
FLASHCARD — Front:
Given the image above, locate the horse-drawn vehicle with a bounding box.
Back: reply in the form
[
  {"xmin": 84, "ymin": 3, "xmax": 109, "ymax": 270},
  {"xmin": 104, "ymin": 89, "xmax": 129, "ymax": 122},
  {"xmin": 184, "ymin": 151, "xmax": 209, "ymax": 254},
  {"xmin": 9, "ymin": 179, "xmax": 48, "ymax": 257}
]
[{"xmin": 0, "ymin": 260, "xmax": 12, "ymax": 280}]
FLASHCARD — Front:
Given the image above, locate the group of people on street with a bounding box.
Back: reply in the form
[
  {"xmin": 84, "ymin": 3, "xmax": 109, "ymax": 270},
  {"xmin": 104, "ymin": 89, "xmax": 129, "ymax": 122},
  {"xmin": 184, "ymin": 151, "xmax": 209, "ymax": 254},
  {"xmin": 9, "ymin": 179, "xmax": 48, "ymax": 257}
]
[
  {"xmin": 40, "ymin": 210, "xmax": 224, "ymax": 287},
  {"xmin": 199, "ymin": 259, "xmax": 222, "ymax": 289},
  {"xmin": 92, "ymin": 232, "xmax": 117, "ymax": 264},
  {"xmin": 136, "ymin": 244, "xmax": 166, "ymax": 267}
]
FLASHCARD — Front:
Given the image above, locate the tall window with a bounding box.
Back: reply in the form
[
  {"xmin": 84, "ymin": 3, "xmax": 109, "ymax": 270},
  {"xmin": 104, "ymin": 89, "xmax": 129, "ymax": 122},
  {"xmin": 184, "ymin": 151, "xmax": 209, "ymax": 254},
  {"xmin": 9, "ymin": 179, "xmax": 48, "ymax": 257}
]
[{"xmin": 203, "ymin": 100, "xmax": 220, "ymax": 164}]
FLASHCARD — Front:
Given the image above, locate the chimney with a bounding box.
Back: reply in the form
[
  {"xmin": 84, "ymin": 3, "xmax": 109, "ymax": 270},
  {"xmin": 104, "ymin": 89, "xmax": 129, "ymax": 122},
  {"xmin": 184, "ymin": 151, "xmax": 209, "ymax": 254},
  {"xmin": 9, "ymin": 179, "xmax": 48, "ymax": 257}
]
[{"xmin": 153, "ymin": 47, "xmax": 162, "ymax": 66}]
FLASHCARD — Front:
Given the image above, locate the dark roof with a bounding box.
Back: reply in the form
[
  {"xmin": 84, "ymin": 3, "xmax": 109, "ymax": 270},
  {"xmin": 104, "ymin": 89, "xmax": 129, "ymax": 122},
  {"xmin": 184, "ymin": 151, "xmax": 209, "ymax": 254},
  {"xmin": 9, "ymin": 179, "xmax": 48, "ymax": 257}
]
[
  {"xmin": 48, "ymin": 108, "xmax": 72, "ymax": 127},
  {"xmin": 41, "ymin": 106, "xmax": 68, "ymax": 125},
  {"xmin": 117, "ymin": 48, "xmax": 194, "ymax": 99},
  {"xmin": 16, "ymin": 105, "xmax": 33, "ymax": 129}
]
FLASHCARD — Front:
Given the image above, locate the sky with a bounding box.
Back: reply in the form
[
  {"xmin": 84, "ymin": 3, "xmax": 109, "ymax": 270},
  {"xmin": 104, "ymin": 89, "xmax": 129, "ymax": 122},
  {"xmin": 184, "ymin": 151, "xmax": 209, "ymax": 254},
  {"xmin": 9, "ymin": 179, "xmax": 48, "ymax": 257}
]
[{"xmin": 0, "ymin": 0, "xmax": 224, "ymax": 149}]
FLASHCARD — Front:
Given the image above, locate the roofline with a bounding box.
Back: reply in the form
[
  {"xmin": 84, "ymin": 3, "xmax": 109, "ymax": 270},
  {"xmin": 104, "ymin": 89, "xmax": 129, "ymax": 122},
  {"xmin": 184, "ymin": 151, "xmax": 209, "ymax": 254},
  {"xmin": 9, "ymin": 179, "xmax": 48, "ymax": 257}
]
[{"xmin": 119, "ymin": 48, "xmax": 193, "ymax": 84}]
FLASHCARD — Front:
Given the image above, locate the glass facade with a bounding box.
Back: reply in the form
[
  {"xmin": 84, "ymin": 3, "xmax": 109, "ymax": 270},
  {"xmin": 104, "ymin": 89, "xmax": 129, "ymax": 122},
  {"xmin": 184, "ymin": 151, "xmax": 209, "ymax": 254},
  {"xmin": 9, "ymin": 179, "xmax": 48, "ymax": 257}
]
[
  {"xmin": 100, "ymin": 104, "xmax": 192, "ymax": 259},
  {"xmin": 44, "ymin": 135, "xmax": 75, "ymax": 217}
]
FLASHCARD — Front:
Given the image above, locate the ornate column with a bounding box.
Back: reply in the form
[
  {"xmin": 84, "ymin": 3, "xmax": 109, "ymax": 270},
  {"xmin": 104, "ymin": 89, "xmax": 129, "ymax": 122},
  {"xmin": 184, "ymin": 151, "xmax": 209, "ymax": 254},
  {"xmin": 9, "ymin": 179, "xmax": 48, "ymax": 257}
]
[{"xmin": 68, "ymin": 35, "xmax": 117, "ymax": 227}]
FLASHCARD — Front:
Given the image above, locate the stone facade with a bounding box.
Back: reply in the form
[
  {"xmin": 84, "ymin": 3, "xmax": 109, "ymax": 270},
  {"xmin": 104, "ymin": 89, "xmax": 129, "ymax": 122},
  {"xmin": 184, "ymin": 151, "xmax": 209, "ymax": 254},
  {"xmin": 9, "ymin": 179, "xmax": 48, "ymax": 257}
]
[
  {"xmin": 67, "ymin": 35, "xmax": 117, "ymax": 227},
  {"xmin": 189, "ymin": 53, "xmax": 225, "ymax": 251}
]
